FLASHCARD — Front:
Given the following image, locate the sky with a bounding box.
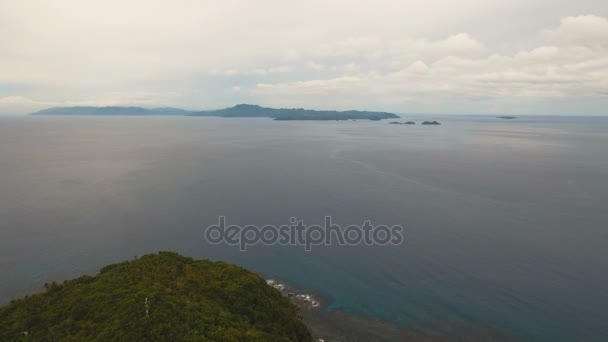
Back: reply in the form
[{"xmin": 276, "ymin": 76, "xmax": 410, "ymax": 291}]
[{"xmin": 1, "ymin": 0, "xmax": 607, "ymax": 115}]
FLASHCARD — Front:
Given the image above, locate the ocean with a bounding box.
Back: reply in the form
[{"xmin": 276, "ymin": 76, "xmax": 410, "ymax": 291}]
[{"xmin": 1, "ymin": 115, "xmax": 607, "ymax": 340}]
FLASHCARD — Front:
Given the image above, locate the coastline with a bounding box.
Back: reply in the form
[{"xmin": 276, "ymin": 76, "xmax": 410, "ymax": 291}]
[
  {"xmin": 265, "ymin": 278, "xmax": 435, "ymax": 341},
  {"xmin": 266, "ymin": 278, "xmax": 514, "ymax": 341}
]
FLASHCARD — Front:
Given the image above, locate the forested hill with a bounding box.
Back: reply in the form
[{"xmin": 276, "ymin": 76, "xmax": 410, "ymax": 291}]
[
  {"xmin": 0, "ymin": 252, "xmax": 312, "ymax": 341},
  {"xmin": 190, "ymin": 104, "xmax": 399, "ymax": 120}
]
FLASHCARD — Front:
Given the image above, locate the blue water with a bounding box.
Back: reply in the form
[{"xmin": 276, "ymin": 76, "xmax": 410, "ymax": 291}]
[{"xmin": 1, "ymin": 115, "xmax": 607, "ymax": 340}]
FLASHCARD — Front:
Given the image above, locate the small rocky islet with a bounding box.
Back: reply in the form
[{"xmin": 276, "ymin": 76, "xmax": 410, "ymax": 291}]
[{"xmin": 389, "ymin": 121, "xmax": 440, "ymax": 125}]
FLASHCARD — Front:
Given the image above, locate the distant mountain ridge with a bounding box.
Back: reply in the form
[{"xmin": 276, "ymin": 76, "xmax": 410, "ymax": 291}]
[
  {"xmin": 189, "ymin": 104, "xmax": 398, "ymax": 120},
  {"xmin": 31, "ymin": 106, "xmax": 191, "ymax": 116},
  {"xmin": 31, "ymin": 104, "xmax": 399, "ymax": 121}
]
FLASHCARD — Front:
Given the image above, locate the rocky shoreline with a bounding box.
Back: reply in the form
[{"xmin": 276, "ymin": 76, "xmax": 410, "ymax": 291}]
[
  {"xmin": 265, "ymin": 278, "xmax": 510, "ymax": 341},
  {"xmin": 266, "ymin": 279, "xmax": 326, "ymax": 341},
  {"xmin": 266, "ymin": 279, "xmax": 322, "ymax": 310}
]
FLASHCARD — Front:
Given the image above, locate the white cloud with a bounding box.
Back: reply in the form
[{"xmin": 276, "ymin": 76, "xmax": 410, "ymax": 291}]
[
  {"xmin": 251, "ymin": 69, "xmax": 269, "ymax": 75},
  {"xmin": 315, "ymin": 36, "xmax": 385, "ymax": 59},
  {"xmin": 544, "ymin": 15, "xmax": 608, "ymax": 48},
  {"xmin": 0, "ymin": 96, "xmax": 50, "ymax": 114},
  {"xmin": 267, "ymin": 65, "xmax": 293, "ymax": 73},
  {"xmin": 252, "ymin": 17, "xmax": 608, "ymax": 113},
  {"xmin": 391, "ymin": 33, "xmax": 486, "ymax": 63},
  {"xmin": 336, "ymin": 63, "xmax": 361, "ymax": 73},
  {"xmin": 0, "ymin": 96, "xmax": 37, "ymax": 106},
  {"xmin": 213, "ymin": 65, "xmax": 293, "ymax": 77},
  {"xmin": 223, "ymin": 69, "xmax": 239, "ymax": 76},
  {"xmin": 403, "ymin": 61, "xmax": 430, "ymax": 74},
  {"xmin": 306, "ymin": 61, "xmax": 325, "ymax": 70}
]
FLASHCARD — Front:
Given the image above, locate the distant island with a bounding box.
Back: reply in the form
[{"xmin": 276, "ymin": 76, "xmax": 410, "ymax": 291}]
[
  {"xmin": 0, "ymin": 252, "xmax": 311, "ymax": 341},
  {"xmin": 190, "ymin": 104, "xmax": 398, "ymax": 121},
  {"xmin": 31, "ymin": 104, "xmax": 399, "ymax": 121},
  {"xmin": 389, "ymin": 120, "xmax": 441, "ymax": 125},
  {"xmin": 389, "ymin": 121, "xmax": 416, "ymax": 125},
  {"xmin": 30, "ymin": 106, "xmax": 191, "ymax": 116},
  {"xmin": 497, "ymin": 116, "xmax": 517, "ymax": 119}
]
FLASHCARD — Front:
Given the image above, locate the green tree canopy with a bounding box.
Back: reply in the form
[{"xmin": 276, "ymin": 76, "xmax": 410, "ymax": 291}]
[{"xmin": 0, "ymin": 252, "xmax": 311, "ymax": 341}]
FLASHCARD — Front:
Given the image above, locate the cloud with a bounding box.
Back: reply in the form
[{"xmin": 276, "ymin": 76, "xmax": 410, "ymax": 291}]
[
  {"xmin": 391, "ymin": 33, "xmax": 486, "ymax": 63},
  {"xmin": 251, "ymin": 69, "xmax": 269, "ymax": 75},
  {"xmin": 0, "ymin": 96, "xmax": 49, "ymax": 114},
  {"xmin": 223, "ymin": 69, "xmax": 239, "ymax": 76},
  {"xmin": 267, "ymin": 65, "xmax": 293, "ymax": 73},
  {"xmin": 306, "ymin": 61, "xmax": 325, "ymax": 70},
  {"xmin": 335, "ymin": 63, "xmax": 361, "ymax": 73},
  {"xmin": 210, "ymin": 65, "xmax": 294, "ymax": 77},
  {"xmin": 315, "ymin": 36, "xmax": 385, "ymax": 59},
  {"xmin": 251, "ymin": 17, "xmax": 608, "ymax": 113},
  {"xmin": 0, "ymin": 96, "xmax": 37, "ymax": 106},
  {"xmin": 544, "ymin": 15, "xmax": 608, "ymax": 48}
]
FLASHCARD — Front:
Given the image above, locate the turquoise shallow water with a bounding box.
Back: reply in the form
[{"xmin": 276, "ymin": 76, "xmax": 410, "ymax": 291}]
[{"xmin": 1, "ymin": 115, "xmax": 607, "ymax": 340}]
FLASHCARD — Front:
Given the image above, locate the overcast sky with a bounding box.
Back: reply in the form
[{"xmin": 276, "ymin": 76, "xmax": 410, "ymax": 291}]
[{"xmin": 1, "ymin": 0, "xmax": 607, "ymax": 115}]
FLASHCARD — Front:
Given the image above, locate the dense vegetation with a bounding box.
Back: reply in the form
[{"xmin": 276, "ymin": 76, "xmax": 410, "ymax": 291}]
[{"xmin": 0, "ymin": 252, "xmax": 311, "ymax": 341}]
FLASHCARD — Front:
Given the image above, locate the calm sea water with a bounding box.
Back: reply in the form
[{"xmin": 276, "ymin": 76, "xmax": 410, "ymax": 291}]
[{"xmin": 1, "ymin": 115, "xmax": 607, "ymax": 340}]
